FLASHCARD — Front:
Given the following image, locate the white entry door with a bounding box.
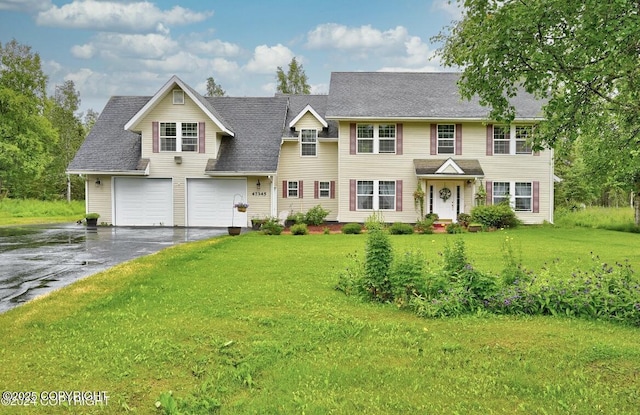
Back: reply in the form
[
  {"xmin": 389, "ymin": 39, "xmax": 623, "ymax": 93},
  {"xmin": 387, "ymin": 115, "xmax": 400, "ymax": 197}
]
[
  {"xmin": 432, "ymin": 182, "xmax": 461, "ymax": 221},
  {"xmin": 187, "ymin": 178, "xmax": 247, "ymax": 227}
]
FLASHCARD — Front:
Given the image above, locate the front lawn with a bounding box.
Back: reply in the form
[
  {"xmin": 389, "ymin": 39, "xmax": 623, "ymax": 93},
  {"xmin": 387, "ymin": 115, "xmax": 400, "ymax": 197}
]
[
  {"xmin": 1, "ymin": 228, "xmax": 639, "ymax": 414},
  {"xmin": 0, "ymin": 199, "xmax": 85, "ymax": 226}
]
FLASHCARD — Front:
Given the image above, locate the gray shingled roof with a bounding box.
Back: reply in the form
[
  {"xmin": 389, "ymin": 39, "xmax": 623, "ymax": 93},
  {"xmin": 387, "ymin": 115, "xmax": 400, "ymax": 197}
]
[
  {"xmin": 181, "ymin": 80, "xmax": 234, "ymax": 134},
  {"xmin": 67, "ymin": 96, "xmax": 150, "ymax": 172},
  {"xmin": 326, "ymin": 72, "xmax": 543, "ymax": 120},
  {"xmin": 283, "ymin": 95, "xmax": 338, "ymax": 138},
  {"xmin": 204, "ymin": 96, "xmax": 289, "ymax": 173},
  {"xmin": 414, "ymin": 159, "xmax": 485, "ymax": 177}
]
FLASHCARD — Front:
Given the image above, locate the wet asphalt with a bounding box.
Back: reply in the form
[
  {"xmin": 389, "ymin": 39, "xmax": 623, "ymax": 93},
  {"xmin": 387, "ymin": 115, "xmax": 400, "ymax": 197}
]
[{"xmin": 0, "ymin": 223, "xmax": 230, "ymax": 313}]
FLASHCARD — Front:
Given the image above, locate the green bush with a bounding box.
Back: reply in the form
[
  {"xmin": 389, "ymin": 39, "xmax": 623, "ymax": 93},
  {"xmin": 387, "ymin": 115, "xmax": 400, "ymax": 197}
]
[
  {"xmin": 390, "ymin": 251, "xmax": 426, "ymax": 306},
  {"xmin": 363, "ymin": 229, "xmax": 393, "ymax": 301},
  {"xmin": 261, "ymin": 217, "xmax": 284, "ymax": 235},
  {"xmin": 341, "ymin": 223, "xmax": 363, "ymax": 234},
  {"xmin": 457, "ymin": 213, "xmax": 471, "ymax": 227},
  {"xmin": 290, "ymin": 223, "xmax": 308, "ymax": 235},
  {"xmin": 304, "ymin": 205, "xmax": 330, "ymax": 225},
  {"xmin": 364, "ymin": 211, "xmax": 386, "ymax": 232},
  {"xmin": 470, "ymin": 204, "xmax": 519, "ymax": 228},
  {"xmin": 446, "ymin": 223, "xmax": 464, "ymax": 234},
  {"xmin": 388, "ymin": 222, "xmax": 414, "ymax": 235},
  {"xmin": 415, "ymin": 217, "xmax": 435, "ymax": 234},
  {"xmin": 287, "ymin": 211, "xmax": 305, "ymax": 225}
]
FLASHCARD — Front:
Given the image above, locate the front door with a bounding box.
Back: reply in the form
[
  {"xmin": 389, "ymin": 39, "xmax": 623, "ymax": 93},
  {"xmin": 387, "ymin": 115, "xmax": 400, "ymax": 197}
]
[{"xmin": 431, "ymin": 182, "xmax": 461, "ymax": 221}]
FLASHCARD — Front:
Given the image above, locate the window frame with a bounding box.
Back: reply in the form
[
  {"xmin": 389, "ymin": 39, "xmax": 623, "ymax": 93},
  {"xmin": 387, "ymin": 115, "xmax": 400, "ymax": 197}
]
[
  {"xmin": 514, "ymin": 182, "xmax": 533, "ymax": 212},
  {"xmin": 437, "ymin": 124, "xmax": 455, "ymax": 155},
  {"xmin": 515, "ymin": 126, "xmax": 533, "ymax": 154},
  {"xmin": 492, "ymin": 181, "xmax": 510, "ymax": 206},
  {"xmin": 356, "ymin": 123, "xmax": 396, "ymax": 154},
  {"xmin": 493, "ymin": 125, "xmax": 510, "ymax": 155},
  {"xmin": 159, "ymin": 121, "xmax": 199, "ymax": 153},
  {"xmin": 493, "ymin": 124, "xmax": 534, "ymax": 155},
  {"xmin": 492, "ymin": 181, "xmax": 533, "ymax": 212},
  {"xmin": 356, "ymin": 180, "xmax": 396, "ymax": 211},
  {"xmin": 287, "ymin": 181, "xmax": 299, "ymax": 198},
  {"xmin": 319, "ymin": 181, "xmax": 330, "ymax": 198},
  {"xmin": 300, "ymin": 129, "xmax": 318, "ymax": 157}
]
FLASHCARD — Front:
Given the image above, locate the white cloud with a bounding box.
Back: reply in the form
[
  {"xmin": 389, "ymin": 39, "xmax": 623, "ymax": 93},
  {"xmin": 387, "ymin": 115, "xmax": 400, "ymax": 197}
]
[
  {"xmin": 188, "ymin": 39, "xmax": 242, "ymax": 57},
  {"xmin": 36, "ymin": 0, "xmax": 213, "ymax": 33},
  {"xmin": 71, "ymin": 43, "xmax": 96, "ymax": 59},
  {"xmin": 306, "ymin": 23, "xmax": 408, "ymax": 51},
  {"xmin": 432, "ymin": 0, "xmax": 464, "ymax": 22},
  {"xmin": 244, "ymin": 44, "xmax": 294, "ymax": 74},
  {"xmin": 0, "ymin": 0, "xmax": 51, "ymax": 12}
]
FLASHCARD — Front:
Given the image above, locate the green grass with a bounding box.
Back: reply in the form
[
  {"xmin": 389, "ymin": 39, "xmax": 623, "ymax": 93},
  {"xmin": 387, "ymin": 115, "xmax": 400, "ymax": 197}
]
[
  {"xmin": 1, "ymin": 229, "xmax": 639, "ymax": 414},
  {"xmin": 0, "ymin": 198, "xmax": 85, "ymax": 225},
  {"xmin": 556, "ymin": 206, "xmax": 639, "ymax": 232}
]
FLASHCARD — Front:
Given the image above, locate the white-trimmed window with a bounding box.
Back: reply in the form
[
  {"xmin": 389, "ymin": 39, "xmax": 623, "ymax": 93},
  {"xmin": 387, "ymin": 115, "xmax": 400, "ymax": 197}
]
[
  {"xmin": 288, "ymin": 181, "xmax": 299, "ymax": 198},
  {"xmin": 300, "ymin": 129, "xmax": 317, "ymax": 156},
  {"xmin": 493, "ymin": 125, "xmax": 510, "ymax": 154},
  {"xmin": 492, "ymin": 182, "xmax": 510, "ymax": 205},
  {"xmin": 437, "ymin": 124, "xmax": 455, "ymax": 154},
  {"xmin": 357, "ymin": 124, "xmax": 396, "ymax": 154},
  {"xmin": 319, "ymin": 181, "xmax": 330, "ymax": 198},
  {"xmin": 160, "ymin": 122, "xmax": 198, "ymax": 152},
  {"xmin": 515, "ymin": 126, "xmax": 533, "ymax": 154},
  {"xmin": 493, "ymin": 125, "xmax": 533, "ymax": 155},
  {"xmin": 357, "ymin": 180, "xmax": 395, "ymax": 210},
  {"xmin": 515, "ymin": 182, "xmax": 532, "ymax": 211},
  {"xmin": 493, "ymin": 181, "xmax": 533, "ymax": 212}
]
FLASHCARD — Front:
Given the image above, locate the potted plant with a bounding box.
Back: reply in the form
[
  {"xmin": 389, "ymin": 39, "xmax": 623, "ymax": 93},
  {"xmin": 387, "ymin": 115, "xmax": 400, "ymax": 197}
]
[
  {"xmin": 234, "ymin": 202, "xmax": 249, "ymax": 212},
  {"xmin": 227, "ymin": 226, "xmax": 242, "ymax": 236},
  {"xmin": 251, "ymin": 217, "xmax": 266, "ymax": 230},
  {"xmin": 85, "ymin": 212, "xmax": 100, "ymax": 228}
]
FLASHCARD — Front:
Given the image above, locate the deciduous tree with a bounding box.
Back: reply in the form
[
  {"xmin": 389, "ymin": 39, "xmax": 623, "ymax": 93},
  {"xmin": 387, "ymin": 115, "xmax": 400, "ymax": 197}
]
[
  {"xmin": 276, "ymin": 57, "xmax": 310, "ymax": 94},
  {"xmin": 205, "ymin": 76, "xmax": 226, "ymax": 97},
  {"xmin": 435, "ymin": 0, "xmax": 640, "ymax": 223}
]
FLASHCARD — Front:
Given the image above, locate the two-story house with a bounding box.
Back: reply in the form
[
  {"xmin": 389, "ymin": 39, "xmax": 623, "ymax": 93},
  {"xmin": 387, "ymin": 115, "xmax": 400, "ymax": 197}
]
[{"xmin": 67, "ymin": 72, "xmax": 552, "ymax": 227}]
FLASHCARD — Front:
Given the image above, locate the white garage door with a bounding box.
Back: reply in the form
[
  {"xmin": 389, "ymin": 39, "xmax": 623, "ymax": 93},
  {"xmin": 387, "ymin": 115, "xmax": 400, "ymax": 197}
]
[
  {"xmin": 187, "ymin": 178, "xmax": 247, "ymax": 227},
  {"xmin": 114, "ymin": 178, "xmax": 173, "ymax": 226}
]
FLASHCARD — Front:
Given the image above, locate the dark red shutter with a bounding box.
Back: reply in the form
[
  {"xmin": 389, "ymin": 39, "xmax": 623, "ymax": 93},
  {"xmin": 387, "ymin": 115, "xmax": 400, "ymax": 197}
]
[
  {"xmin": 486, "ymin": 181, "xmax": 493, "ymax": 205},
  {"xmin": 314, "ymin": 181, "xmax": 319, "ymax": 199},
  {"xmin": 349, "ymin": 179, "xmax": 356, "ymax": 211},
  {"xmin": 152, "ymin": 121, "xmax": 159, "ymax": 153},
  {"xmin": 350, "ymin": 123, "xmax": 356, "ymax": 155},
  {"xmin": 198, "ymin": 122, "xmax": 205, "ymax": 153},
  {"xmin": 430, "ymin": 124, "xmax": 437, "ymax": 155},
  {"xmin": 455, "ymin": 123, "xmax": 462, "ymax": 155},
  {"xmin": 533, "ymin": 181, "xmax": 540, "ymax": 213},
  {"xmin": 396, "ymin": 180, "xmax": 403, "ymax": 212},
  {"xmin": 282, "ymin": 181, "xmax": 287, "ymax": 198},
  {"xmin": 299, "ymin": 180, "xmax": 303, "ymax": 199},
  {"xmin": 330, "ymin": 181, "xmax": 336, "ymax": 199},
  {"xmin": 396, "ymin": 123, "xmax": 403, "ymax": 155},
  {"xmin": 486, "ymin": 124, "xmax": 493, "ymax": 156}
]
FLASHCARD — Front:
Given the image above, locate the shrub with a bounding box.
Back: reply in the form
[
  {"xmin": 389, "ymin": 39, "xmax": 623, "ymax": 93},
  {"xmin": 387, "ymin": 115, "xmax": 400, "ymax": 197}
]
[
  {"xmin": 304, "ymin": 205, "xmax": 330, "ymax": 225},
  {"xmin": 446, "ymin": 223, "xmax": 464, "ymax": 234},
  {"xmin": 364, "ymin": 211, "xmax": 386, "ymax": 232},
  {"xmin": 290, "ymin": 223, "xmax": 308, "ymax": 235},
  {"xmin": 388, "ymin": 222, "xmax": 414, "ymax": 235},
  {"xmin": 415, "ymin": 217, "xmax": 435, "ymax": 234},
  {"xmin": 261, "ymin": 217, "xmax": 284, "ymax": 235},
  {"xmin": 363, "ymin": 229, "xmax": 393, "ymax": 301},
  {"xmin": 341, "ymin": 223, "xmax": 363, "ymax": 234},
  {"xmin": 470, "ymin": 204, "xmax": 519, "ymax": 228},
  {"xmin": 457, "ymin": 213, "xmax": 471, "ymax": 227},
  {"xmin": 287, "ymin": 211, "xmax": 305, "ymax": 225},
  {"xmin": 390, "ymin": 251, "xmax": 427, "ymax": 306}
]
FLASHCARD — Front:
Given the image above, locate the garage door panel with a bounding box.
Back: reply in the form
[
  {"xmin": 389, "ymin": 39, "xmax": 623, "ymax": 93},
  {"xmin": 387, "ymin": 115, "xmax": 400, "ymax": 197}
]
[
  {"xmin": 114, "ymin": 178, "xmax": 173, "ymax": 226},
  {"xmin": 187, "ymin": 179, "xmax": 247, "ymax": 227}
]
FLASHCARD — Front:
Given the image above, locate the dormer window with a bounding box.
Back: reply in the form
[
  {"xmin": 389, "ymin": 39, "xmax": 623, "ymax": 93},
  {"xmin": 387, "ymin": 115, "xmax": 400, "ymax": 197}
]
[
  {"xmin": 300, "ymin": 129, "xmax": 317, "ymax": 156},
  {"xmin": 160, "ymin": 122, "xmax": 198, "ymax": 152},
  {"xmin": 172, "ymin": 90, "xmax": 184, "ymax": 105}
]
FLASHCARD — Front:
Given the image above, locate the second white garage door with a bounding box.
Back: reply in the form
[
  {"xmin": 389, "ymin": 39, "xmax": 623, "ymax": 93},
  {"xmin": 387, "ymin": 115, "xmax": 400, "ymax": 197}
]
[{"xmin": 187, "ymin": 178, "xmax": 247, "ymax": 227}]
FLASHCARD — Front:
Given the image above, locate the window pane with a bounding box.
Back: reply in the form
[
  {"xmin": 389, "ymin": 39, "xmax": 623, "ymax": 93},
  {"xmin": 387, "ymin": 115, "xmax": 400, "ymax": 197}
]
[
  {"xmin": 161, "ymin": 122, "xmax": 176, "ymax": 137},
  {"xmin": 357, "ymin": 139, "xmax": 373, "ymax": 153},
  {"xmin": 516, "ymin": 126, "xmax": 532, "ymax": 154},
  {"xmin": 379, "ymin": 139, "xmax": 395, "ymax": 153},
  {"xmin": 493, "ymin": 182, "xmax": 509, "ymax": 205},
  {"xmin": 438, "ymin": 124, "xmax": 455, "ymax": 138},
  {"xmin": 493, "ymin": 125, "xmax": 509, "ymax": 154},
  {"xmin": 319, "ymin": 181, "xmax": 330, "ymax": 197},
  {"xmin": 515, "ymin": 182, "xmax": 531, "ymax": 196},
  {"xmin": 378, "ymin": 124, "xmax": 395, "ymax": 138},
  {"xmin": 357, "ymin": 124, "xmax": 374, "ymax": 138},
  {"xmin": 288, "ymin": 181, "xmax": 298, "ymax": 198},
  {"xmin": 161, "ymin": 138, "xmax": 176, "ymax": 151},
  {"xmin": 378, "ymin": 181, "xmax": 395, "ymax": 210},
  {"xmin": 358, "ymin": 196, "xmax": 373, "ymax": 209},
  {"xmin": 181, "ymin": 122, "xmax": 198, "ymax": 152},
  {"xmin": 515, "ymin": 198, "xmax": 531, "ymax": 211},
  {"xmin": 357, "ymin": 181, "xmax": 373, "ymax": 195}
]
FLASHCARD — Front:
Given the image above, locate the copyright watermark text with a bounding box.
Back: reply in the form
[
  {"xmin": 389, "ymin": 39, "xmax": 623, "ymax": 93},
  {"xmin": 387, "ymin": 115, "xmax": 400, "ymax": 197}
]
[{"xmin": 2, "ymin": 390, "xmax": 109, "ymax": 406}]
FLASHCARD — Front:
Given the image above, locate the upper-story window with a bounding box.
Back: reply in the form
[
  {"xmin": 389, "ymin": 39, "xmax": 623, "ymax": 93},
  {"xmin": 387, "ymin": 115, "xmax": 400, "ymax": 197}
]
[
  {"xmin": 300, "ymin": 129, "xmax": 317, "ymax": 157},
  {"xmin": 160, "ymin": 122, "xmax": 198, "ymax": 152},
  {"xmin": 493, "ymin": 125, "xmax": 533, "ymax": 155},
  {"xmin": 437, "ymin": 124, "xmax": 455, "ymax": 154},
  {"xmin": 357, "ymin": 124, "xmax": 396, "ymax": 154}
]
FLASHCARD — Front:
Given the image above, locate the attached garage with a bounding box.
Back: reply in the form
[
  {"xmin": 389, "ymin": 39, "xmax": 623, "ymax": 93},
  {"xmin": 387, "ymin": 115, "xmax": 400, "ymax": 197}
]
[
  {"xmin": 187, "ymin": 178, "xmax": 247, "ymax": 227},
  {"xmin": 114, "ymin": 177, "xmax": 173, "ymax": 226}
]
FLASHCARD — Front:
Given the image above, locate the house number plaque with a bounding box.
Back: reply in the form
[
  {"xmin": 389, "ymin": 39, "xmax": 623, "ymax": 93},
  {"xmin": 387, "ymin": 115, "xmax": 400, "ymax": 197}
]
[{"xmin": 252, "ymin": 192, "xmax": 268, "ymax": 196}]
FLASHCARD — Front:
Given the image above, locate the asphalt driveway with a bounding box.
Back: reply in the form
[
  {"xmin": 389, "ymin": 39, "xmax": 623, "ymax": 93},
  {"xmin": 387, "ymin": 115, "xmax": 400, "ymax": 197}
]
[{"xmin": 0, "ymin": 223, "xmax": 230, "ymax": 313}]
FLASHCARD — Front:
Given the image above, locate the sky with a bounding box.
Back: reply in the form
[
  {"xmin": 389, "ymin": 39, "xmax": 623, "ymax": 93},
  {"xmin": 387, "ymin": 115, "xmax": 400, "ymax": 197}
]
[{"xmin": 0, "ymin": 0, "xmax": 462, "ymax": 115}]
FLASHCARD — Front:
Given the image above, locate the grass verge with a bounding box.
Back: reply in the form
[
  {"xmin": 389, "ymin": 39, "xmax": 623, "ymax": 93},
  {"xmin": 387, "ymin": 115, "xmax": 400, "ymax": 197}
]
[
  {"xmin": 0, "ymin": 229, "xmax": 639, "ymax": 414},
  {"xmin": 0, "ymin": 199, "xmax": 85, "ymax": 226}
]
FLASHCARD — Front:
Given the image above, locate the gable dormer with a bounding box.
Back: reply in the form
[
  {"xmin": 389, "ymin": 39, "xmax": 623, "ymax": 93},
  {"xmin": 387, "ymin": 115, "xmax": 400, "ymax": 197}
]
[{"xmin": 289, "ymin": 104, "xmax": 328, "ymax": 132}]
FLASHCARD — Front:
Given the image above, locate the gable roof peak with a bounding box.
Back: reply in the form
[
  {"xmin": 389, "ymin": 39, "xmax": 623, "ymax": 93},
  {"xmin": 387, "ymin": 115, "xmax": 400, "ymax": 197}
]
[
  {"xmin": 123, "ymin": 75, "xmax": 234, "ymax": 136},
  {"xmin": 288, "ymin": 103, "xmax": 328, "ymax": 128}
]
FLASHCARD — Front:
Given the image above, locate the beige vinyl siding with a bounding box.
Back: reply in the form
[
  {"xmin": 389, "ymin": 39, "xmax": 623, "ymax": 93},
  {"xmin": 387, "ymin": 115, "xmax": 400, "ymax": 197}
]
[
  {"xmin": 128, "ymin": 88, "xmax": 225, "ymax": 226},
  {"xmin": 277, "ymin": 140, "xmax": 338, "ymax": 220},
  {"xmin": 337, "ymin": 121, "xmax": 553, "ymax": 224},
  {"xmin": 246, "ymin": 175, "xmax": 272, "ymax": 221},
  {"xmin": 86, "ymin": 175, "xmax": 113, "ymax": 224},
  {"xmin": 294, "ymin": 112, "xmax": 324, "ymax": 131}
]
